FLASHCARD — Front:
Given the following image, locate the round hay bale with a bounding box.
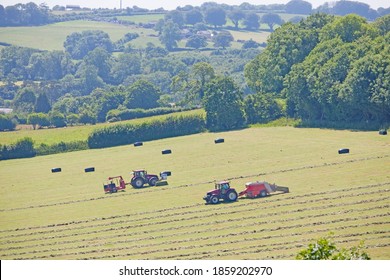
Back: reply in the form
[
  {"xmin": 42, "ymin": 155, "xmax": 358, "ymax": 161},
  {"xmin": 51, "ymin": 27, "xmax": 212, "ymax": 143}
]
[
  {"xmin": 162, "ymin": 149, "xmax": 172, "ymax": 155},
  {"xmin": 214, "ymin": 138, "xmax": 224, "ymax": 144},
  {"xmin": 338, "ymin": 148, "xmax": 349, "ymax": 154},
  {"xmin": 84, "ymin": 167, "xmax": 95, "ymax": 173},
  {"xmin": 379, "ymin": 129, "xmax": 387, "ymax": 135},
  {"xmin": 134, "ymin": 141, "xmax": 143, "ymax": 147},
  {"xmin": 51, "ymin": 167, "xmax": 61, "ymax": 173}
]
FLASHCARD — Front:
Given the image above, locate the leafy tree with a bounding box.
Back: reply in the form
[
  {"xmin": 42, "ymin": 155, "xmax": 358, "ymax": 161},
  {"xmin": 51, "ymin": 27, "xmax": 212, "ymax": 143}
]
[
  {"xmin": 186, "ymin": 35, "xmax": 208, "ymax": 49},
  {"xmin": 159, "ymin": 20, "xmax": 182, "ymax": 51},
  {"xmin": 213, "ymin": 31, "xmax": 234, "ymax": 49},
  {"xmin": 27, "ymin": 112, "xmax": 50, "ymax": 129},
  {"xmin": 144, "ymin": 43, "xmax": 169, "ymax": 58},
  {"xmin": 0, "ymin": 114, "xmax": 16, "ymax": 131},
  {"xmin": 191, "ymin": 62, "xmax": 215, "ymax": 101},
  {"xmin": 110, "ymin": 53, "xmax": 142, "ymax": 84},
  {"xmin": 34, "ymin": 92, "xmax": 51, "ymax": 113},
  {"xmin": 296, "ymin": 234, "xmax": 370, "ymax": 260},
  {"xmin": 242, "ymin": 39, "xmax": 260, "ymax": 49},
  {"xmin": 285, "ymin": 0, "xmax": 312, "ymax": 15},
  {"xmin": 289, "ymin": 16, "xmax": 305, "ymax": 24},
  {"xmin": 76, "ymin": 64, "xmax": 104, "ymax": 95},
  {"xmin": 79, "ymin": 111, "xmax": 97, "ymax": 125},
  {"xmin": 228, "ymin": 9, "xmax": 245, "ymax": 29},
  {"xmin": 0, "ymin": 5, "xmax": 5, "ymax": 26},
  {"xmin": 185, "ymin": 9, "xmax": 203, "ymax": 25},
  {"xmin": 165, "ymin": 10, "xmax": 185, "ymax": 27},
  {"xmin": 83, "ymin": 47, "xmax": 112, "ymax": 83},
  {"xmin": 243, "ymin": 12, "xmax": 260, "ymax": 30},
  {"xmin": 125, "ymin": 80, "xmax": 160, "ymax": 110},
  {"xmin": 320, "ymin": 14, "xmax": 378, "ymax": 43},
  {"xmin": 0, "ymin": 46, "xmax": 37, "ymax": 79},
  {"xmin": 204, "ymin": 7, "xmax": 227, "ymax": 28},
  {"xmin": 324, "ymin": 0, "xmax": 378, "ymax": 20},
  {"xmin": 67, "ymin": 113, "xmax": 79, "ymax": 126},
  {"xmin": 339, "ymin": 41, "xmax": 390, "ymax": 122},
  {"xmin": 64, "ymin": 30, "xmax": 113, "ymax": 59},
  {"xmin": 203, "ymin": 76, "xmax": 246, "ymax": 131},
  {"xmin": 261, "ymin": 13, "xmax": 284, "ymax": 31},
  {"xmin": 49, "ymin": 111, "xmax": 66, "ymax": 127},
  {"xmin": 245, "ymin": 93, "xmax": 282, "ymax": 124},
  {"xmin": 13, "ymin": 88, "xmax": 36, "ymax": 114},
  {"xmin": 148, "ymin": 57, "xmax": 187, "ymax": 76},
  {"xmin": 372, "ymin": 14, "xmax": 390, "ymax": 36},
  {"xmin": 245, "ymin": 19, "xmax": 321, "ymax": 94}
]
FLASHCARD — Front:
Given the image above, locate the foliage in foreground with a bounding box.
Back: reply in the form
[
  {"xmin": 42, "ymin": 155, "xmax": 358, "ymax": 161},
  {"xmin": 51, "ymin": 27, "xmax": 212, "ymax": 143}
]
[{"xmin": 296, "ymin": 233, "xmax": 370, "ymax": 260}]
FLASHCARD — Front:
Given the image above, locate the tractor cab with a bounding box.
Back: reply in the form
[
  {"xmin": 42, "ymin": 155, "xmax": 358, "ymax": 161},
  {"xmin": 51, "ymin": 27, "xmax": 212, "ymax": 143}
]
[
  {"xmin": 216, "ymin": 181, "xmax": 231, "ymax": 194},
  {"xmin": 133, "ymin": 169, "xmax": 147, "ymax": 179}
]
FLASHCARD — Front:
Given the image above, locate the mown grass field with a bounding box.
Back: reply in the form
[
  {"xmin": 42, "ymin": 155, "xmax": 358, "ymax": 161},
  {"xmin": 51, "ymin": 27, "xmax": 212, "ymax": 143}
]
[
  {"xmin": 0, "ymin": 126, "xmax": 389, "ymax": 259},
  {"xmin": 0, "ymin": 109, "xmax": 204, "ymax": 146},
  {"xmin": 0, "ymin": 21, "xmax": 150, "ymax": 51}
]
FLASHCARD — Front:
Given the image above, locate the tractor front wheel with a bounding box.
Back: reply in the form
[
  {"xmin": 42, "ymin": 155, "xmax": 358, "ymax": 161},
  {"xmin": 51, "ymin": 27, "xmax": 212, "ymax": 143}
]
[
  {"xmin": 209, "ymin": 196, "xmax": 219, "ymax": 204},
  {"xmin": 225, "ymin": 190, "xmax": 238, "ymax": 202},
  {"xmin": 132, "ymin": 177, "xmax": 145, "ymax": 188}
]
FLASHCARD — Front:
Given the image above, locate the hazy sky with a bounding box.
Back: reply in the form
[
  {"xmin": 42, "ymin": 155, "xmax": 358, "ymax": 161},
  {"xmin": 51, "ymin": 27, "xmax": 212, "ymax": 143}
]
[{"xmin": 1, "ymin": 0, "xmax": 389, "ymax": 10}]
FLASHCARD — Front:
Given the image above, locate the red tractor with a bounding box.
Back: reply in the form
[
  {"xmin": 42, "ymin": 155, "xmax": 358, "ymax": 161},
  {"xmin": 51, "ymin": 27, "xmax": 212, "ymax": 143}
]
[
  {"xmin": 130, "ymin": 169, "xmax": 169, "ymax": 188},
  {"xmin": 203, "ymin": 181, "xmax": 238, "ymax": 204},
  {"xmin": 238, "ymin": 181, "xmax": 289, "ymax": 198},
  {"xmin": 103, "ymin": 176, "xmax": 128, "ymax": 194}
]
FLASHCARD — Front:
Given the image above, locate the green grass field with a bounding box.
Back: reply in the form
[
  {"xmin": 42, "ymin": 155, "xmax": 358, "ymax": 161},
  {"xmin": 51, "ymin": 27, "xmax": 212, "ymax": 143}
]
[
  {"xmin": 0, "ymin": 126, "xmax": 389, "ymax": 259},
  {"xmin": 0, "ymin": 109, "xmax": 204, "ymax": 146},
  {"xmin": 0, "ymin": 18, "xmax": 273, "ymax": 51},
  {"xmin": 117, "ymin": 14, "xmax": 165, "ymax": 24},
  {"xmin": 0, "ymin": 21, "xmax": 151, "ymax": 51}
]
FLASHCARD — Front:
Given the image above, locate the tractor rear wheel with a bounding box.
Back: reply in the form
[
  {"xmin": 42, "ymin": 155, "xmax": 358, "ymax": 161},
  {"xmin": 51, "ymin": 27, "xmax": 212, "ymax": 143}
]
[
  {"xmin": 259, "ymin": 190, "xmax": 267, "ymax": 197},
  {"xmin": 149, "ymin": 177, "xmax": 158, "ymax": 186},
  {"xmin": 131, "ymin": 177, "xmax": 145, "ymax": 188},
  {"xmin": 225, "ymin": 190, "xmax": 238, "ymax": 202},
  {"xmin": 209, "ymin": 196, "xmax": 219, "ymax": 204}
]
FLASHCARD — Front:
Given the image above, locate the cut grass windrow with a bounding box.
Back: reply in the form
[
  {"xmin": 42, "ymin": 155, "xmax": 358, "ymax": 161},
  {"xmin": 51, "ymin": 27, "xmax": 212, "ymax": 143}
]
[
  {"xmin": 0, "ymin": 181, "xmax": 388, "ymax": 238},
  {"xmin": 1, "ymin": 154, "xmax": 388, "ymax": 213}
]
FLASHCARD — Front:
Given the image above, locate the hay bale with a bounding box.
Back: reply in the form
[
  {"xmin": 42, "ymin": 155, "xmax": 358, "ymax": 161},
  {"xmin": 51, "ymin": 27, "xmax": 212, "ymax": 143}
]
[
  {"xmin": 85, "ymin": 167, "xmax": 95, "ymax": 172},
  {"xmin": 161, "ymin": 171, "xmax": 172, "ymax": 176},
  {"xmin": 51, "ymin": 168, "xmax": 61, "ymax": 173},
  {"xmin": 379, "ymin": 129, "xmax": 387, "ymax": 135},
  {"xmin": 134, "ymin": 141, "xmax": 143, "ymax": 147},
  {"xmin": 338, "ymin": 148, "xmax": 349, "ymax": 154},
  {"xmin": 214, "ymin": 138, "xmax": 224, "ymax": 144},
  {"xmin": 162, "ymin": 149, "xmax": 172, "ymax": 155}
]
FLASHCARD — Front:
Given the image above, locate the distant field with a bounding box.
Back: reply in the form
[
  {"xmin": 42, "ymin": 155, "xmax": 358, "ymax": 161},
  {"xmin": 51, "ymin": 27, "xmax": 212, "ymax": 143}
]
[
  {"xmin": 0, "ymin": 21, "xmax": 144, "ymax": 51},
  {"xmin": 0, "ymin": 13, "xmax": 305, "ymax": 51},
  {"xmin": 0, "ymin": 109, "xmax": 204, "ymax": 146},
  {"xmin": 0, "ymin": 126, "xmax": 389, "ymax": 259},
  {"xmin": 117, "ymin": 14, "xmax": 165, "ymax": 23}
]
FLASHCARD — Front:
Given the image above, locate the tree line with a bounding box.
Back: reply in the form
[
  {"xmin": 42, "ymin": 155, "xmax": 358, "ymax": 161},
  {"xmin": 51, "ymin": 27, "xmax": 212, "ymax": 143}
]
[
  {"xmin": 1, "ymin": 1, "xmax": 389, "ymax": 28},
  {"xmin": 245, "ymin": 13, "xmax": 390, "ymax": 127}
]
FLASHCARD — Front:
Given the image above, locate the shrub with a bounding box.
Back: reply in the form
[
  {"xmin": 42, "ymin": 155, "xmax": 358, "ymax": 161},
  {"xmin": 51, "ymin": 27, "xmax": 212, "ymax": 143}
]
[
  {"xmin": 296, "ymin": 233, "xmax": 370, "ymax": 260},
  {"xmin": 0, "ymin": 114, "xmax": 16, "ymax": 131},
  {"xmin": 0, "ymin": 137, "xmax": 36, "ymax": 160},
  {"xmin": 36, "ymin": 141, "xmax": 88, "ymax": 156},
  {"xmin": 88, "ymin": 114, "xmax": 206, "ymax": 148},
  {"xmin": 106, "ymin": 107, "xmax": 184, "ymax": 122}
]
